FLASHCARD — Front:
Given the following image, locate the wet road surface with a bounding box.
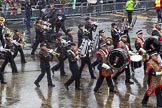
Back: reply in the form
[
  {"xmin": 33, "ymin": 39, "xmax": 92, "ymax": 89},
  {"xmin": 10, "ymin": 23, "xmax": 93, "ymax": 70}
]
[{"xmin": 0, "ymin": 10, "xmax": 161, "ymax": 108}]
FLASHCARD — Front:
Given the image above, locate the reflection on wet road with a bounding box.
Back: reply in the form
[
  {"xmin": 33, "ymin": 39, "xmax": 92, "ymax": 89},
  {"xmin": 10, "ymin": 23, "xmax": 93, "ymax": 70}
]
[{"xmin": 0, "ymin": 11, "xmax": 160, "ymax": 108}]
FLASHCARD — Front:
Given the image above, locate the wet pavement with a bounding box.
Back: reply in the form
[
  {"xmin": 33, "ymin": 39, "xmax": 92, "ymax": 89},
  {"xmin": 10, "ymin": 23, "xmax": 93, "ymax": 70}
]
[{"xmin": 0, "ymin": 10, "xmax": 161, "ymax": 108}]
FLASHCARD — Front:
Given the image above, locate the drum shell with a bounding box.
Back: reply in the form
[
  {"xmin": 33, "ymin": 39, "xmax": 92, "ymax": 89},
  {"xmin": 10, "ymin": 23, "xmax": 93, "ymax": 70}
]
[
  {"xmin": 131, "ymin": 61, "xmax": 142, "ymax": 69},
  {"xmin": 107, "ymin": 48, "xmax": 130, "ymax": 70}
]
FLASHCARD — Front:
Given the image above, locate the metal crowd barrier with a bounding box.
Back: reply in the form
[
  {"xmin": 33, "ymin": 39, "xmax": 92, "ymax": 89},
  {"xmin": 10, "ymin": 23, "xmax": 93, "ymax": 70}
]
[{"xmin": 0, "ymin": 1, "xmax": 154, "ymax": 21}]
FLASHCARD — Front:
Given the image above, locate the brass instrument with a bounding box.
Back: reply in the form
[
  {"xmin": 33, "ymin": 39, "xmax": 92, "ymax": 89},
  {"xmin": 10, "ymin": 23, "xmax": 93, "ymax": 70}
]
[
  {"xmin": 18, "ymin": 33, "xmax": 26, "ymax": 48},
  {"xmin": 0, "ymin": 17, "xmax": 5, "ymax": 24},
  {"xmin": 2, "ymin": 26, "xmax": 14, "ymax": 37},
  {"xmin": 104, "ymin": 37, "xmax": 113, "ymax": 45},
  {"xmin": 34, "ymin": 20, "xmax": 52, "ymax": 30},
  {"xmin": 48, "ymin": 49, "xmax": 60, "ymax": 57}
]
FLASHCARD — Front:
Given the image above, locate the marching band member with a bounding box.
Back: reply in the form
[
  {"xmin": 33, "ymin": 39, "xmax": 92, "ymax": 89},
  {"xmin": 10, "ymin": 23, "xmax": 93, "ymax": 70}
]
[
  {"xmin": 79, "ymin": 36, "xmax": 96, "ymax": 79},
  {"xmin": 55, "ymin": 9, "xmax": 66, "ymax": 34},
  {"xmin": 92, "ymin": 30, "xmax": 108, "ymax": 68},
  {"xmin": 34, "ymin": 43, "xmax": 55, "ymax": 87},
  {"xmin": 141, "ymin": 52, "xmax": 162, "ymax": 107},
  {"xmin": 152, "ymin": 23, "xmax": 162, "ymax": 38},
  {"xmin": 0, "ymin": 21, "xmax": 5, "ymax": 46},
  {"xmin": 112, "ymin": 34, "xmax": 134, "ymax": 84},
  {"xmin": 135, "ymin": 30, "xmax": 145, "ymax": 53},
  {"xmin": 152, "ymin": 23, "xmax": 162, "ymax": 58},
  {"xmin": 51, "ymin": 33, "xmax": 67, "ymax": 76},
  {"xmin": 135, "ymin": 30, "xmax": 147, "ymax": 71},
  {"xmin": 64, "ymin": 42, "xmax": 82, "ymax": 90},
  {"xmin": 85, "ymin": 17, "xmax": 97, "ymax": 40},
  {"xmin": 65, "ymin": 29, "xmax": 73, "ymax": 42},
  {"xmin": 0, "ymin": 34, "xmax": 18, "ymax": 74},
  {"xmin": 42, "ymin": 1, "xmax": 56, "ymax": 32},
  {"xmin": 94, "ymin": 42, "xmax": 115, "ymax": 93},
  {"xmin": 77, "ymin": 24, "xmax": 84, "ymax": 48},
  {"xmin": 111, "ymin": 23, "xmax": 121, "ymax": 48},
  {"xmin": 31, "ymin": 20, "xmax": 48, "ymax": 56},
  {"xmin": 12, "ymin": 30, "xmax": 26, "ymax": 63}
]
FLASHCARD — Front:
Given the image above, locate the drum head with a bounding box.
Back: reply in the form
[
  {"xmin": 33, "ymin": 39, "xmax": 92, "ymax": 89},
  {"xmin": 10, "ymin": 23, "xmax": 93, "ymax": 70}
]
[
  {"xmin": 48, "ymin": 32, "xmax": 57, "ymax": 43},
  {"xmin": 144, "ymin": 37, "xmax": 160, "ymax": 53},
  {"xmin": 108, "ymin": 48, "xmax": 129, "ymax": 70},
  {"xmin": 130, "ymin": 55, "xmax": 142, "ymax": 62}
]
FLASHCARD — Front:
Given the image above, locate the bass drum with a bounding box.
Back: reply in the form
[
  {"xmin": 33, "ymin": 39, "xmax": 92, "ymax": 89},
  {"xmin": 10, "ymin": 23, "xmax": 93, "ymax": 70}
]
[
  {"xmin": 107, "ymin": 48, "xmax": 130, "ymax": 70},
  {"xmin": 48, "ymin": 32, "xmax": 57, "ymax": 43},
  {"xmin": 144, "ymin": 37, "xmax": 160, "ymax": 53}
]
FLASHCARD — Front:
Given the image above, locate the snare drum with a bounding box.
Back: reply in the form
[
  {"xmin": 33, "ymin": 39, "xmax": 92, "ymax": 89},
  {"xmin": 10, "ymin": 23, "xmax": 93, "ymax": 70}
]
[
  {"xmin": 107, "ymin": 48, "xmax": 130, "ymax": 70},
  {"xmin": 130, "ymin": 55, "xmax": 142, "ymax": 69}
]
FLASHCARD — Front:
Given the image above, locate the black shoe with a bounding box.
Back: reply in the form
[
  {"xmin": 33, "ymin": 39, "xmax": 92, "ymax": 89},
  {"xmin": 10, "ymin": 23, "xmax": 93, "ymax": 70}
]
[
  {"xmin": 112, "ymin": 78, "xmax": 118, "ymax": 84},
  {"xmin": 1, "ymin": 81, "xmax": 7, "ymax": 84},
  {"xmin": 64, "ymin": 84, "xmax": 69, "ymax": 90},
  {"xmin": 12, "ymin": 71, "xmax": 18, "ymax": 74},
  {"xmin": 125, "ymin": 80, "xmax": 134, "ymax": 84},
  {"xmin": 21, "ymin": 61, "xmax": 27, "ymax": 64},
  {"xmin": 31, "ymin": 53, "xmax": 35, "ymax": 56},
  {"xmin": 34, "ymin": 82, "xmax": 40, "ymax": 87},
  {"xmin": 94, "ymin": 89, "xmax": 102, "ymax": 93},
  {"xmin": 110, "ymin": 90, "xmax": 117, "ymax": 93},
  {"xmin": 142, "ymin": 103, "xmax": 147, "ymax": 107},
  {"xmin": 48, "ymin": 84, "xmax": 55, "ymax": 87},
  {"xmin": 157, "ymin": 105, "xmax": 162, "ymax": 107},
  {"xmin": 91, "ymin": 76, "xmax": 96, "ymax": 79},
  {"xmin": 75, "ymin": 87, "xmax": 83, "ymax": 90}
]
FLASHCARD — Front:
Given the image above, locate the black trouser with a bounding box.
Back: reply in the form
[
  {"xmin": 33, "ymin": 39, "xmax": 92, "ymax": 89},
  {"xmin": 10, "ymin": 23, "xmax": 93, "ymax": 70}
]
[
  {"xmin": 31, "ymin": 40, "xmax": 40, "ymax": 55},
  {"xmin": 0, "ymin": 71, "xmax": 5, "ymax": 82},
  {"xmin": 0, "ymin": 56, "xmax": 18, "ymax": 73},
  {"xmin": 0, "ymin": 36, "xmax": 4, "ymax": 47},
  {"xmin": 55, "ymin": 23, "xmax": 66, "ymax": 34},
  {"xmin": 35, "ymin": 68, "xmax": 53, "ymax": 85},
  {"xmin": 13, "ymin": 47, "xmax": 26, "ymax": 63},
  {"xmin": 65, "ymin": 68, "xmax": 80, "ymax": 88},
  {"xmin": 94, "ymin": 74, "xmax": 114, "ymax": 92},
  {"xmin": 92, "ymin": 59, "xmax": 98, "ymax": 68},
  {"xmin": 79, "ymin": 57, "xmax": 95, "ymax": 78},
  {"xmin": 142, "ymin": 88, "xmax": 162, "ymax": 107},
  {"xmin": 127, "ymin": 10, "xmax": 133, "ymax": 25},
  {"xmin": 112, "ymin": 66, "xmax": 131, "ymax": 82},
  {"xmin": 51, "ymin": 55, "xmax": 67, "ymax": 75}
]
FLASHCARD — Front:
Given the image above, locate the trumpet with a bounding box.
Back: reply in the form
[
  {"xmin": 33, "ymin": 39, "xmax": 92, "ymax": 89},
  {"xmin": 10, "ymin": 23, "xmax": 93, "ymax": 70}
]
[{"xmin": 48, "ymin": 49, "xmax": 60, "ymax": 57}]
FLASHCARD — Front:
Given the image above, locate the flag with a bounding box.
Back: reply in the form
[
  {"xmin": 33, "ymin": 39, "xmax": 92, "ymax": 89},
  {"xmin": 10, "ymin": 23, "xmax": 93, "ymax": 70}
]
[{"xmin": 70, "ymin": 0, "xmax": 76, "ymax": 9}]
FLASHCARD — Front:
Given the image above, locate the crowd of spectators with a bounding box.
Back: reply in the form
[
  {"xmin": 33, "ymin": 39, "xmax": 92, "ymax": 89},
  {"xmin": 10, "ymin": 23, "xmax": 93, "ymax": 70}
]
[{"xmin": 0, "ymin": 0, "xmax": 23, "ymax": 15}]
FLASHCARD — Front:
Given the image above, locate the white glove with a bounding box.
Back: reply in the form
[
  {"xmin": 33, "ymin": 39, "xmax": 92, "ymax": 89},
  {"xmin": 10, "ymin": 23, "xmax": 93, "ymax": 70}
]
[
  {"xmin": 88, "ymin": 49, "xmax": 92, "ymax": 53},
  {"xmin": 48, "ymin": 49, "xmax": 53, "ymax": 53},
  {"xmin": 12, "ymin": 40, "xmax": 17, "ymax": 44},
  {"xmin": 156, "ymin": 72, "xmax": 162, "ymax": 76},
  {"xmin": 61, "ymin": 39, "xmax": 67, "ymax": 44},
  {"xmin": 139, "ymin": 48, "xmax": 146, "ymax": 53},
  {"xmin": 75, "ymin": 55, "xmax": 79, "ymax": 60},
  {"xmin": 128, "ymin": 51, "xmax": 134, "ymax": 55},
  {"xmin": 88, "ymin": 41, "xmax": 91, "ymax": 46},
  {"xmin": 0, "ymin": 47, "xmax": 4, "ymax": 51},
  {"xmin": 102, "ymin": 63, "xmax": 110, "ymax": 70}
]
